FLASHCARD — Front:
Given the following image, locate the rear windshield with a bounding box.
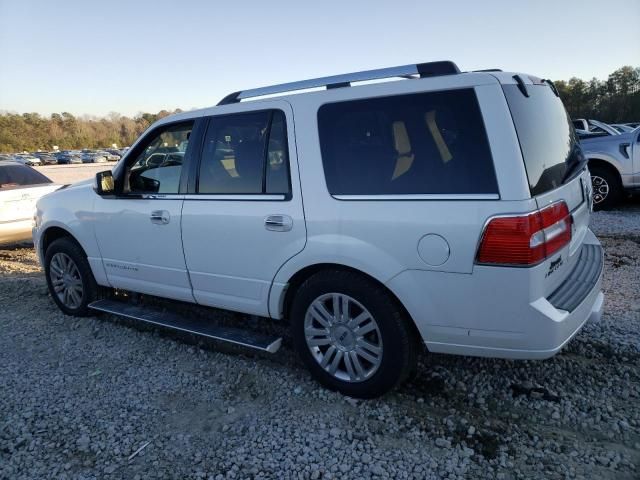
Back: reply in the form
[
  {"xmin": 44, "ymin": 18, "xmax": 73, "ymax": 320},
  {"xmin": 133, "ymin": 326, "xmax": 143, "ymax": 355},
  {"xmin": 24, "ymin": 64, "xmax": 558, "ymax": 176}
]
[
  {"xmin": 318, "ymin": 89, "xmax": 498, "ymax": 196},
  {"xmin": 503, "ymin": 84, "xmax": 581, "ymax": 196},
  {"xmin": 0, "ymin": 164, "xmax": 52, "ymax": 189}
]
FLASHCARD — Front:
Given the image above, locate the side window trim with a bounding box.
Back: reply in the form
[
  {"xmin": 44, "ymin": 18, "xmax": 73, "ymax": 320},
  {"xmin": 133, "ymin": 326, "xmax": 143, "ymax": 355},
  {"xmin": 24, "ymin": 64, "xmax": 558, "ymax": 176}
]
[
  {"xmin": 191, "ymin": 108, "xmax": 292, "ymax": 201},
  {"xmin": 261, "ymin": 111, "xmax": 275, "ymax": 194}
]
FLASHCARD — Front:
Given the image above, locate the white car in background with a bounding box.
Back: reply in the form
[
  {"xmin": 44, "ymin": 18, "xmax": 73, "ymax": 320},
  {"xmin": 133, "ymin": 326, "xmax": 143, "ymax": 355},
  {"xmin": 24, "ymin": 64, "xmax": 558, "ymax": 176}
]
[
  {"xmin": 12, "ymin": 154, "xmax": 42, "ymax": 167},
  {"xmin": 0, "ymin": 161, "xmax": 59, "ymax": 245}
]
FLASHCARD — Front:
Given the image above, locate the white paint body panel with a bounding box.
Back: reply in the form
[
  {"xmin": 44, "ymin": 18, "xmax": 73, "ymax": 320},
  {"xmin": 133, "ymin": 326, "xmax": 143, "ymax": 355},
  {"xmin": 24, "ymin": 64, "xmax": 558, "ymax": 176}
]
[
  {"xmin": 181, "ymin": 101, "xmax": 306, "ymax": 316},
  {"xmin": 34, "ymin": 69, "xmax": 604, "ymax": 361},
  {"xmin": 0, "ymin": 183, "xmax": 59, "ymax": 245},
  {"xmin": 93, "ymin": 196, "xmax": 193, "ymax": 302}
]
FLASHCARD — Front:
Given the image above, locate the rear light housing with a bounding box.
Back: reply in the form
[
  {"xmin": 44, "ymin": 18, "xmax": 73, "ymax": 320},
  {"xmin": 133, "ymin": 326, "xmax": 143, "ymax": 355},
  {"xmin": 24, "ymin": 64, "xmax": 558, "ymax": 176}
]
[{"xmin": 476, "ymin": 201, "xmax": 572, "ymax": 266}]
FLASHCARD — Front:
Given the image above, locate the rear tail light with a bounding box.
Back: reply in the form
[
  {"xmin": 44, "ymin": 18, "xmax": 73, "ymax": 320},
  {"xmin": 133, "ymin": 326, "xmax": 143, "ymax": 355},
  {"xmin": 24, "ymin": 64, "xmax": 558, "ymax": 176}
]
[{"xmin": 476, "ymin": 201, "xmax": 572, "ymax": 266}]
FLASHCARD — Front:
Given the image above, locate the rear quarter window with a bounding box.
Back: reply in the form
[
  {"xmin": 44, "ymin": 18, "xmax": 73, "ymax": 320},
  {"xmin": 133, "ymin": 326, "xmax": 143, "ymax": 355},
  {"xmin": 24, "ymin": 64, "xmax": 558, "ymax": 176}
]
[{"xmin": 317, "ymin": 88, "xmax": 497, "ymax": 196}]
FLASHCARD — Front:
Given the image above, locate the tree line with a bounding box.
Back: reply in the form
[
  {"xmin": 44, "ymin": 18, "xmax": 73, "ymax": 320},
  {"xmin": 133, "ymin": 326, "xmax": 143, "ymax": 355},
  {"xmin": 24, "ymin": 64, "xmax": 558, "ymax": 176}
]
[
  {"xmin": 0, "ymin": 110, "xmax": 181, "ymax": 153},
  {"xmin": 554, "ymin": 66, "xmax": 640, "ymax": 123},
  {"xmin": 1, "ymin": 65, "xmax": 639, "ymax": 153}
]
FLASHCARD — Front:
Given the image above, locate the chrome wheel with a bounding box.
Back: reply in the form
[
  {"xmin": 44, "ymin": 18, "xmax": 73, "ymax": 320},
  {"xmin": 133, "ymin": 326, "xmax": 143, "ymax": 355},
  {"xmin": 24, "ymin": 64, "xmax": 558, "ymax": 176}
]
[
  {"xmin": 591, "ymin": 175, "xmax": 609, "ymax": 205},
  {"xmin": 304, "ymin": 293, "xmax": 383, "ymax": 383},
  {"xmin": 49, "ymin": 252, "xmax": 83, "ymax": 309}
]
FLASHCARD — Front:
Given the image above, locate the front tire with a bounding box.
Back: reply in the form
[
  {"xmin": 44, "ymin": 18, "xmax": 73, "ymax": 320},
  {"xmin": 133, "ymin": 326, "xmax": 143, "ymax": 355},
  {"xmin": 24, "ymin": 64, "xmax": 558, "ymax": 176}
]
[
  {"xmin": 290, "ymin": 270, "xmax": 418, "ymax": 399},
  {"xmin": 44, "ymin": 237, "xmax": 101, "ymax": 316},
  {"xmin": 589, "ymin": 165, "xmax": 621, "ymax": 210}
]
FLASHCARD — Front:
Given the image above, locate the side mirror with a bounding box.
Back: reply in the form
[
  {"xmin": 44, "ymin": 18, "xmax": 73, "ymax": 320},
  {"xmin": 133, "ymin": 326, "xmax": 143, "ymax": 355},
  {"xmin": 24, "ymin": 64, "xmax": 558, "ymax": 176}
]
[{"xmin": 95, "ymin": 170, "xmax": 115, "ymax": 195}]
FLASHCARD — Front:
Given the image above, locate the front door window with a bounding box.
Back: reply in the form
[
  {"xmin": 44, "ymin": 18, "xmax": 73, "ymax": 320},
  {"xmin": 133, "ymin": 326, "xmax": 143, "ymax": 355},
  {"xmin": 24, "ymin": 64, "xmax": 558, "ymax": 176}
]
[{"xmin": 125, "ymin": 122, "xmax": 193, "ymax": 194}]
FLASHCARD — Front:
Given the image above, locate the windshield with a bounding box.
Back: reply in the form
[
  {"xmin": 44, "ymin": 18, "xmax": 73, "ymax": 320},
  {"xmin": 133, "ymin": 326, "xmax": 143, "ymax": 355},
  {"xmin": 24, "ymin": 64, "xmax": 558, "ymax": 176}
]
[{"xmin": 503, "ymin": 84, "xmax": 584, "ymax": 196}]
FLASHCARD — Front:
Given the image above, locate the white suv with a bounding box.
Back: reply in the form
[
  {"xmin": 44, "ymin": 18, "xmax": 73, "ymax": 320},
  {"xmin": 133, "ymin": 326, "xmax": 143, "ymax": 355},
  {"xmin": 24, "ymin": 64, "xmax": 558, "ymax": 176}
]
[{"xmin": 33, "ymin": 61, "xmax": 604, "ymax": 398}]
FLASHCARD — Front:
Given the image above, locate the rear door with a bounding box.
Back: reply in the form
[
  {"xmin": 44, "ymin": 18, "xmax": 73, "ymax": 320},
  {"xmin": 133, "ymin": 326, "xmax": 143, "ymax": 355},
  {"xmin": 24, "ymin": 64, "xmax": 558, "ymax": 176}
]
[
  {"xmin": 502, "ymin": 80, "xmax": 593, "ymax": 295},
  {"xmin": 181, "ymin": 102, "xmax": 306, "ymax": 317}
]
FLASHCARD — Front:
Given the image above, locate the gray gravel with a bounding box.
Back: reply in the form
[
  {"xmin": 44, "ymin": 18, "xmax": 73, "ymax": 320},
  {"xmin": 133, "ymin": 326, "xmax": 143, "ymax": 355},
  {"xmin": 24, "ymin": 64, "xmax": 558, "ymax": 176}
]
[
  {"xmin": 1, "ymin": 201, "xmax": 639, "ymax": 479},
  {"xmin": 590, "ymin": 196, "xmax": 640, "ymax": 238}
]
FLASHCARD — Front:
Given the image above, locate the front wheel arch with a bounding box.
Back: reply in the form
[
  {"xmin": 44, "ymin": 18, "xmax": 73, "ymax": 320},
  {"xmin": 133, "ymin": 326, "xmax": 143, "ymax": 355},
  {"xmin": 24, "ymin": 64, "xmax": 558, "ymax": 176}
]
[{"xmin": 40, "ymin": 226, "xmax": 85, "ymax": 260}]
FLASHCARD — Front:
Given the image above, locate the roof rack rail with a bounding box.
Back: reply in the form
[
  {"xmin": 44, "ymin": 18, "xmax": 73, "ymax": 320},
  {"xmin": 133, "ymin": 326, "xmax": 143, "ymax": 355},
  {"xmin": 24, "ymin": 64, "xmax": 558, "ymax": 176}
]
[{"xmin": 217, "ymin": 61, "xmax": 460, "ymax": 105}]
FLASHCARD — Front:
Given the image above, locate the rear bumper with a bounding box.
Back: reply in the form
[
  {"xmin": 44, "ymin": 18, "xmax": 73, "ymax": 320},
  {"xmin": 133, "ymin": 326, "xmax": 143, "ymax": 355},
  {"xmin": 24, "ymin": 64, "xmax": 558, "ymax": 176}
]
[{"xmin": 387, "ymin": 229, "xmax": 604, "ymax": 360}]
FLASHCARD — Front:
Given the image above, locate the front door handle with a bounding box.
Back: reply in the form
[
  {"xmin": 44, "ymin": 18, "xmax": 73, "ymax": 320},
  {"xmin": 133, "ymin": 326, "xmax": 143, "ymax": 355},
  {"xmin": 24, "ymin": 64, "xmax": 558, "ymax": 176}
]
[
  {"xmin": 150, "ymin": 210, "xmax": 170, "ymax": 225},
  {"xmin": 265, "ymin": 214, "xmax": 293, "ymax": 232}
]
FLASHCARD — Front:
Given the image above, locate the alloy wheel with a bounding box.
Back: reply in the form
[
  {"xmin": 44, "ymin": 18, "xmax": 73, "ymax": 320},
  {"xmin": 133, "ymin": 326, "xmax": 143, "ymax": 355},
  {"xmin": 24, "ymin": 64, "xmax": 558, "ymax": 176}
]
[
  {"xmin": 304, "ymin": 293, "xmax": 383, "ymax": 383},
  {"xmin": 49, "ymin": 252, "xmax": 83, "ymax": 309},
  {"xmin": 591, "ymin": 175, "xmax": 609, "ymax": 205}
]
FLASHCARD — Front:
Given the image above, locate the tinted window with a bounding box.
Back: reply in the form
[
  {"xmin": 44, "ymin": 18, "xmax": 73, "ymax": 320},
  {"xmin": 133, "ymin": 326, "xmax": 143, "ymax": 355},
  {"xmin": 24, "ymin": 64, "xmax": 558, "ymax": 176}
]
[
  {"xmin": 503, "ymin": 84, "xmax": 582, "ymax": 196},
  {"xmin": 198, "ymin": 110, "xmax": 291, "ymax": 195},
  {"xmin": 318, "ymin": 89, "xmax": 497, "ymax": 195},
  {"xmin": 127, "ymin": 122, "xmax": 192, "ymax": 194},
  {"xmin": 0, "ymin": 164, "xmax": 52, "ymax": 189}
]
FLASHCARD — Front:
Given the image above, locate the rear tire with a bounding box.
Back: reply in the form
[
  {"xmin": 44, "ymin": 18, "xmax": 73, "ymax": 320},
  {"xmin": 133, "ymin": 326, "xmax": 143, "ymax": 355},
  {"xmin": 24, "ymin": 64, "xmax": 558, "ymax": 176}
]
[
  {"xmin": 44, "ymin": 237, "xmax": 102, "ymax": 316},
  {"xmin": 290, "ymin": 270, "xmax": 418, "ymax": 399},
  {"xmin": 589, "ymin": 165, "xmax": 621, "ymax": 211}
]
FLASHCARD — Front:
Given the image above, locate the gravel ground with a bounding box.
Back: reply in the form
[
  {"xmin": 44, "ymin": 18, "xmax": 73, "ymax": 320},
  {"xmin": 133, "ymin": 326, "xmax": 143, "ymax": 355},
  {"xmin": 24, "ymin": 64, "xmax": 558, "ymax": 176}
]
[{"xmin": 1, "ymin": 201, "xmax": 638, "ymax": 479}]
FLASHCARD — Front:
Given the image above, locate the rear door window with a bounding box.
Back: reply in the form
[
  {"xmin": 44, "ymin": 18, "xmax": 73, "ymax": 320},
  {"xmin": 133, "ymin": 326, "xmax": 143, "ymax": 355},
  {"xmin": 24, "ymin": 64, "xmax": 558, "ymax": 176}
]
[
  {"xmin": 317, "ymin": 89, "xmax": 497, "ymax": 195},
  {"xmin": 198, "ymin": 110, "xmax": 291, "ymax": 196}
]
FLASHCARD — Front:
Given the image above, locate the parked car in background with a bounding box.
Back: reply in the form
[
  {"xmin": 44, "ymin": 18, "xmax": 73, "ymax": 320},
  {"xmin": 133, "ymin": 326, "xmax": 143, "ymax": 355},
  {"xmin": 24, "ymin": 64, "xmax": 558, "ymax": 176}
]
[
  {"xmin": 573, "ymin": 119, "xmax": 589, "ymax": 131},
  {"xmin": 80, "ymin": 150, "xmax": 107, "ymax": 163},
  {"xmin": 0, "ymin": 161, "xmax": 59, "ymax": 245},
  {"xmin": 34, "ymin": 62, "xmax": 604, "ymax": 398},
  {"xmin": 96, "ymin": 150, "xmax": 120, "ymax": 162},
  {"xmin": 610, "ymin": 124, "xmax": 637, "ymax": 133},
  {"xmin": 13, "ymin": 154, "xmax": 42, "ymax": 166},
  {"xmin": 33, "ymin": 152, "xmax": 58, "ymax": 165},
  {"xmin": 573, "ymin": 119, "xmax": 621, "ymax": 136},
  {"xmin": 55, "ymin": 151, "xmax": 83, "ymax": 164},
  {"xmin": 576, "ymin": 129, "xmax": 609, "ymax": 140},
  {"xmin": 580, "ymin": 128, "xmax": 640, "ymax": 209}
]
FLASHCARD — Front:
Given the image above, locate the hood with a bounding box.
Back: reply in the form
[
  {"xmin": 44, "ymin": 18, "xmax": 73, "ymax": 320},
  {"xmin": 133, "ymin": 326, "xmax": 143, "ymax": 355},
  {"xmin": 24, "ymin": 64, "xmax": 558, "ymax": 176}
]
[
  {"xmin": 580, "ymin": 130, "xmax": 634, "ymax": 148},
  {"xmin": 57, "ymin": 177, "xmax": 95, "ymax": 191}
]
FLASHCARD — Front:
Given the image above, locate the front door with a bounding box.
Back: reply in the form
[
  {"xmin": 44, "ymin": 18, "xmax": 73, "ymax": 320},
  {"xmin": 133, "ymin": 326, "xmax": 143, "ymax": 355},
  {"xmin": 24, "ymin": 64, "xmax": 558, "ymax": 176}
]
[
  {"xmin": 181, "ymin": 104, "xmax": 306, "ymax": 316},
  {"xmin": 94, "ymin": 120, "xmax": 196, "ymax": 302}
]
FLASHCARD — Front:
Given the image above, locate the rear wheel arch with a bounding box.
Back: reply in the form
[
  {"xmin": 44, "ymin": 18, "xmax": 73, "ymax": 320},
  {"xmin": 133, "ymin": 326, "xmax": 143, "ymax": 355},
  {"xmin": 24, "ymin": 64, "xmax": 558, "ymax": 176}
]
[
  {"xmin": 287, "ymin": 266, "xmax": 421, "ymax": 397},
  {"xmin": 281, "ymin": 263, "xmax": 418, "ymax": 333}
]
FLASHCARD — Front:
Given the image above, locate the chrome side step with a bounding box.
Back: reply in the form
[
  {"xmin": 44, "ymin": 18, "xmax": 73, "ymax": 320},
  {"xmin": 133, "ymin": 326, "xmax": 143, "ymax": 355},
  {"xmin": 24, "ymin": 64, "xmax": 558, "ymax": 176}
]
[{"xmin": 88, "ymin": 299, "xmax": 282, "ymax": 353}]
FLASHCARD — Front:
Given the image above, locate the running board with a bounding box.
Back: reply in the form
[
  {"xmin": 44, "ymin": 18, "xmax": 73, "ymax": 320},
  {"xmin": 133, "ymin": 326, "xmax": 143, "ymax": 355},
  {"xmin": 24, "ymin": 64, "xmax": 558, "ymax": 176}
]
[{"xmin": 88, "ymin": 299, "xmax": 282, "ymax": 353}]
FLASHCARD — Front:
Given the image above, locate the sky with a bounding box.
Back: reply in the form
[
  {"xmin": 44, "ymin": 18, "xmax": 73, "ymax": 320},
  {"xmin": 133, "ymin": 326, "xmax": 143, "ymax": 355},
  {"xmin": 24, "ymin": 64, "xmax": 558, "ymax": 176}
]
[{"xmin": 0, "ymin": 0, "xmax": 638, "ymax": 117}]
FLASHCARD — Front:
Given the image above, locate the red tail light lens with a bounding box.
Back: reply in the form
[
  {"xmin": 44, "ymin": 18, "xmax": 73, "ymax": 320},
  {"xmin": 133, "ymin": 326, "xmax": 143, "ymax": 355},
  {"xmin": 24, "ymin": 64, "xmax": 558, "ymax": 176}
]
[{"xmin": 477, "ymin": 202, "xmax": 572, "ymax": 266}]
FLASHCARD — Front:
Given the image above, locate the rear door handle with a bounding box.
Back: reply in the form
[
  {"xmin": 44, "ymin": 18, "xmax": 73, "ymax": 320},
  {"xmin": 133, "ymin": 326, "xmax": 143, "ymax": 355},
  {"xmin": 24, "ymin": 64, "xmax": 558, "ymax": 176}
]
[
  {"xmin": 264, "ymin": 214, "xmax": 293, "ymax": 232},
  {"xmin": 150, "ymin": 210, "xmax": 170, "ymax": 225}
]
